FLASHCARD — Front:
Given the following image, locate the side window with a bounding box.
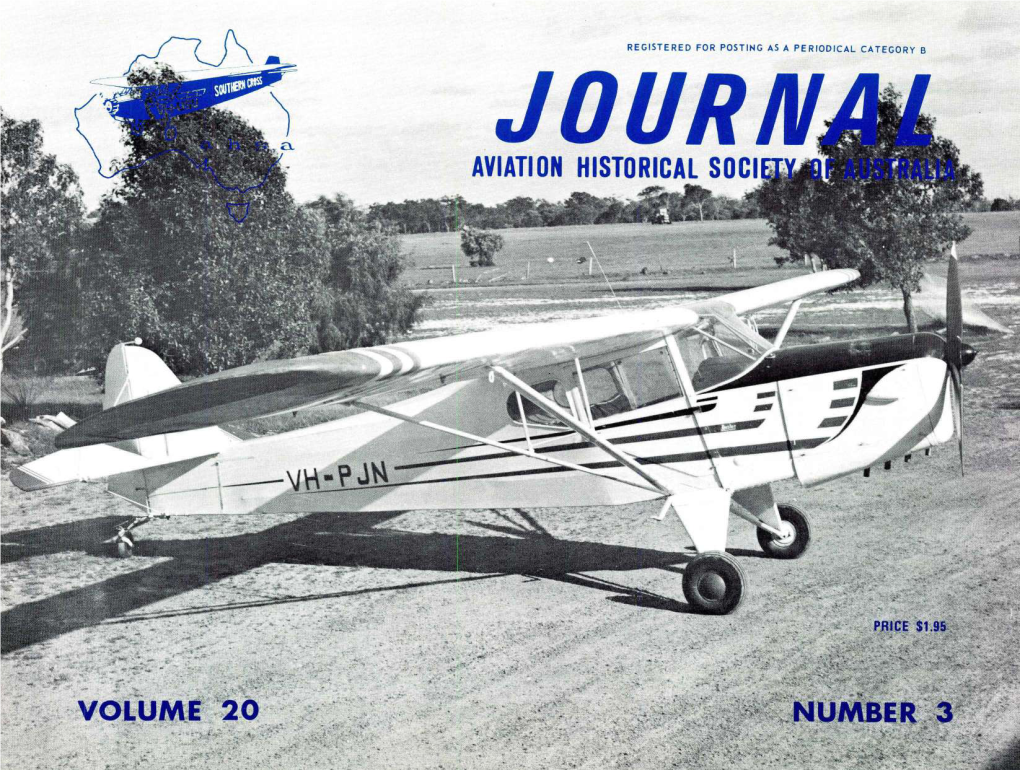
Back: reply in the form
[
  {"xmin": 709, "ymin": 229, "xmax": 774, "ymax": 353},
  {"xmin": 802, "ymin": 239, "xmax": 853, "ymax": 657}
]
[
  {"xmin": 621, "ymin": 344, "xmax": 683, "ymax": 408},
  {"xmin": 583, "ymin": 365, "xmax": 631, "ymax": 420},
  {"xmin": 506, "ymin": 379, "xmax": 570, "ymax": 426},
  {"xmin": 583, "ymin": 366, "xmax": 619, "ymax": 404},
  {"xmin": 505, "ymin": 344, "xmax": 686, "ymax": 428}
]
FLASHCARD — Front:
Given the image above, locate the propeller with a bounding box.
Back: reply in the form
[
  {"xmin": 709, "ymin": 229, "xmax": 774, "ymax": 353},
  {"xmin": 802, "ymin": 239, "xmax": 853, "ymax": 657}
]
[{"xmin": 944, "ymin": 242, "xmax": 965, "ymax": 475}]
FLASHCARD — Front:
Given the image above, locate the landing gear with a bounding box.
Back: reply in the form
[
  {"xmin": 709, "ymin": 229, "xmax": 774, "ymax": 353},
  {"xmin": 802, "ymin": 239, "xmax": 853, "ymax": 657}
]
[
  {"xmin": 756, "ymin": 504, "xmax": 811, "ymax": 559},
  {"xmin": 115, "ymin": 529, "xmax": 136, "ymax": 558},
  {"xmin": 682, "ymin": 552, "xmax": 746, "ymax": 615},
  {"xmin": 106, "ymin": 515, "xmax": 163, "ymax": 558}
]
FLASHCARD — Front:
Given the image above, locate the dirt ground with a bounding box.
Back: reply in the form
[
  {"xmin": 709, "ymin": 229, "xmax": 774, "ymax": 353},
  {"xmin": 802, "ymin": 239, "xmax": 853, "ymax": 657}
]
[{"xmin": 2, "ymin": 261, "xmax": 1018, "ymax": 770}]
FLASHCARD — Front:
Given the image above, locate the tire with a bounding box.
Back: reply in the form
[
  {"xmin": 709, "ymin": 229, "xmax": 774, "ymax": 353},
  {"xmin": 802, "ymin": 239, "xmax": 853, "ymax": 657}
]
[
  {"xmin": 756, "ymin": 504, "xmax": 811, "ymax": 559},
  {"xmin": 115, "ymin": 532, "xmax": 135, "ymax": 559},
  {"xmin": 682, "ymin": 552, "xmax": 746, "ymax": 615}
]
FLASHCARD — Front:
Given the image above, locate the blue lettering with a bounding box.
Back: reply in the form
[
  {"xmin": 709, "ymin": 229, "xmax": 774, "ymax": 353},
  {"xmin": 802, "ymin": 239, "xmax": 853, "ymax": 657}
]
[
  {"xmin": 823, "ymin": 73, "xmax": 879, "ymax": 145},
  {"xmin": 160, "ymin": 701, "xmax": 185, "ymax": 721},
  {"xmin": 561, "ymin": 71, "xmax": 618, "ymax": 144},
  {"xmin": 687, "ymin": 74, "xmax": 746, "ymax": 145},
  {"xmin": 838, "ymin": 702, "xmax": 863, "ymax": 722},
  {"xmin": 896, "ymin": 75, "xmax": 933, "ymax": 146},
  {"xmin": 496, "ymin": 71, "xmax": 553, "ymax": 143},
  {"xmin": 756, "ymin": 74, "xmax": 824, "ymax": 145},
  {"xmin": 626, "ymin": 72, "xmax": 686, "ymax": 144}
]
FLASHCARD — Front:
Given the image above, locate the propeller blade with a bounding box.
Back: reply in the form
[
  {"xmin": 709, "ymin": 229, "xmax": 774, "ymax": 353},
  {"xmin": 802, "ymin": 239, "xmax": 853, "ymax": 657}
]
[
  {"xmin": 949, "ymin": 363, "xmax": 964, "ymax": 476},
  {"xmin": 946, "ymin": 242, "xmax": 963, "ymax": 372},
  {"xmin": 943, "ymin": 242, "xmax": 965, "ymax": 476}
]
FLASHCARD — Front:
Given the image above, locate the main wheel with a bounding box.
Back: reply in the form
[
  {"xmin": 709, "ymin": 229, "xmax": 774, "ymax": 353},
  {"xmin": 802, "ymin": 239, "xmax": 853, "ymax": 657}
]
[
  {"xmin": 756, "ymin": 504, "xmax": 811, "ymax": 559},
  {"xmin": 682, "ymin": 552, "xmax": 746, "ymax": 614}
]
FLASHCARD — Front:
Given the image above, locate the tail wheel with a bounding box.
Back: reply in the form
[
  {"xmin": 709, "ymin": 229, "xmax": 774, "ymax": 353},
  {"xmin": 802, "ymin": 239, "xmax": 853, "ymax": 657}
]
[
  {"xmin": 115, "ymin": 531, "xmax": 135, "ymax": 559},
  {"xmin": 757, "ymin": 504, "xmax": 811, "ymax": 559},
  {"xmin": 682, "ymin": 552, "xmax": 746, "ymax": 615}
]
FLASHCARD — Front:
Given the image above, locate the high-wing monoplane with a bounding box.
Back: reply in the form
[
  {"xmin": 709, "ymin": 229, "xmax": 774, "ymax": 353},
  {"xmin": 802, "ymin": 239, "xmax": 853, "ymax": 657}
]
[{"xmin": 11, "ymin": 252, "xmax": 977, "ymax": 614}]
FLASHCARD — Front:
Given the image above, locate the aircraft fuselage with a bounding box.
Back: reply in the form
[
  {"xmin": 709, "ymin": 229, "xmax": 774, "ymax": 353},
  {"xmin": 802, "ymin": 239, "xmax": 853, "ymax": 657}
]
[{"xmin": 107, "ymin": 333, "xmax": 964, "ymax": 516}]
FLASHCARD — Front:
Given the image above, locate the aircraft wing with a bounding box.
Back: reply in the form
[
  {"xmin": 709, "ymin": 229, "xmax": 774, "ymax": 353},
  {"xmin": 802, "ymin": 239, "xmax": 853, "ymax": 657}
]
[
  {"xmin": 55, "ymin": 305, "xmax": 700, "ymax": 449},
  {"xmin": 699, "ymin": 268, "xmax": 859, "ymax": 316},
  {"xmin": 56, "ymin": 269, "xmax": 860, "ymax": 450}
]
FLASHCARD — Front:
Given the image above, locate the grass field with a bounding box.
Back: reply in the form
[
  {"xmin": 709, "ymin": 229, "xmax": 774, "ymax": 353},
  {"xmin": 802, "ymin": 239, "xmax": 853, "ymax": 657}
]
[{"xmin": 400, "ymin": 212, "xmax": 1020, "ymax": 286}]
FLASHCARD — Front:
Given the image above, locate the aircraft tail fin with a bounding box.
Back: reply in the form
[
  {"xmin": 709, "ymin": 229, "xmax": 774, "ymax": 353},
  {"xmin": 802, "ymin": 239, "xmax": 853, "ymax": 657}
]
[
  {"xmin": 265, "ymin": 55, "xmax": 281, "ymax": 65},
  {"xmin": 104, "ymin": 342, "xmax": 180, "ymax": 410},
  {"xmin": 102, "ymin": 343, "xmax": 246, "ymax": 461}
]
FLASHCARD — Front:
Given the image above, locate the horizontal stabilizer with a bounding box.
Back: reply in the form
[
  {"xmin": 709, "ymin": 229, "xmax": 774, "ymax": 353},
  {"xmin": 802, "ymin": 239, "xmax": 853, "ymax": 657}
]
[{"xmin": 9, "ymin": 444, "xmax": 157, "ymax": 492}]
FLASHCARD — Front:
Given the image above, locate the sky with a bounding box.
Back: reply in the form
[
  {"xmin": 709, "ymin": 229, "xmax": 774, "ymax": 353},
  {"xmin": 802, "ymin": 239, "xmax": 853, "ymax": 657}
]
[{"xmin": 2, "ymin": 0, "xmax": 1018, "ymax": 211}]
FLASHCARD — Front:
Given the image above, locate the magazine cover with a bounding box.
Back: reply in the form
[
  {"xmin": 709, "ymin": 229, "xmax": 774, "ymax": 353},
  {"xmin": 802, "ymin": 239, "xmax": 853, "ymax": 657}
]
[{"xmin": 1, "ymin": 1, "xmax": 1018, "ymax": 768}]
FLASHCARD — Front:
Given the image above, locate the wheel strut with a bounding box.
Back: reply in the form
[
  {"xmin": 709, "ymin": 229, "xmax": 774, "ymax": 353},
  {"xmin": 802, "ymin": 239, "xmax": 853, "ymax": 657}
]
[{"xmin": 104, "ymin": 515, "xmax": 166, "ymax": 558}]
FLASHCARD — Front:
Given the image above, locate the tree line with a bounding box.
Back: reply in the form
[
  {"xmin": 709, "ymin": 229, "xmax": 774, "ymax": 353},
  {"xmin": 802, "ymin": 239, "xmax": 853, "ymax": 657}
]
[
  {"xmin": 366, "ymin": 185, "xmax": 764, "ymax": 233},
  {"xmin": 366, "ymin": 178, "xmax": 1004, "ymax": 235}
]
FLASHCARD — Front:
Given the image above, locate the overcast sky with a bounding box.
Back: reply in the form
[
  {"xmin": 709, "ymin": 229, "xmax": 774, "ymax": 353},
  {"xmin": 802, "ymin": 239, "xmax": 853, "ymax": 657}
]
[{"xmin": 2, "ymin": 0, "xmax": 1018, "ymax": 210}]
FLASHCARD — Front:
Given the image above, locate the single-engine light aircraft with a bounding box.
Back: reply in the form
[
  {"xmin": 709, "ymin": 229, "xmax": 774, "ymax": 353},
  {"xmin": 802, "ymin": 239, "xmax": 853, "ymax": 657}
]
[{"xmin": 11, "ymin": 252, "xmax": 976, "ymax": 614}]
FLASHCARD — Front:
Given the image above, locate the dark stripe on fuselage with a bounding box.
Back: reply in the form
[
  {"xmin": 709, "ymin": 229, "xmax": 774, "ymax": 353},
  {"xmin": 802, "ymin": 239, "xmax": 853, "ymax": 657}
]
[
  {"xmin": 395, "ymin": 418, "xmax": 765, "ymax": 471},
  {"xmin": 303, "ymin": 438, "xmax": 829, "ymax": 494},
  {"xmin": 818, "ymin": 416, "xmax": 847, "ymax": 428},
  {"xmin": 706, "ymin": 333, "xmax": 945, "ymax": 393},
  {"xmin": 430, "ymin": 401, "xmax": 718, "ymax": 452},
  {"xmin": 830, "ymin": 364, "xmax": 901, "ymax": 440}
]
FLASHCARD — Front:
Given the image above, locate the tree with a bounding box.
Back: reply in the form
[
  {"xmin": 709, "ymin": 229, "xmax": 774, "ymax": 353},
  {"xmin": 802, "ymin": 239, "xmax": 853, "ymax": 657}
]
[
  {"xmin": 757, "ymin": 165, "xmax": 837, "ymax": 271},
  {"xmin": 74, "ymin": 65, "xmax": 327, "ymax": 375},
  {"xmin": 306, "ymin": 194, "xmax": 428, "ymax": 352},
  {"xmin": 758, "ymin": 85, "xmax": 983, "ymax": 331},
  {"xmin": 460, "ymin": 225, "xmax": 504, "ymax": 266},
  {"xmin": 0, "ymin": 110, "xmax": 85, "ymax": 375},
  {"xmin": 682, "ymin": 184, "xmax": 712, "ymax": 221},
  {"xmin": 562, "ymin": 191, "xmax": 603, "ymax": 225}
]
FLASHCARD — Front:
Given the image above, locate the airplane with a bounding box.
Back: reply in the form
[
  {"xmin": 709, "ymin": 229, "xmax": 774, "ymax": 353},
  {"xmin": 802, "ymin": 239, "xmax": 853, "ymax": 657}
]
[
  {"xmin": 9, "ymin": 251, "xmax": 977, "ymax": 614},
  {"xmin": 95, "ymin": 56, "xmax": 296, "ymax": 133}
]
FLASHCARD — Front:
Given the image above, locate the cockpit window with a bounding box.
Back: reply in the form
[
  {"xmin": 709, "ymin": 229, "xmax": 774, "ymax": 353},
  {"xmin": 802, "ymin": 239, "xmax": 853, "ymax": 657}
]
[
  {"xmin": 506, "ymin": 343, "xmax": 684, "ymax": 426},
  {"xmin": 505, "ymin": 311, "xmax": 769, "ymax": 427}
]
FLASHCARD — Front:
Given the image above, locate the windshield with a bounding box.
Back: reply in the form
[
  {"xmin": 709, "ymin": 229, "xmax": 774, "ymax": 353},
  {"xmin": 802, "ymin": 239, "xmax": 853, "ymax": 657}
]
[{"xmin": 674, "ymin": 310, "xmax": 771, "ymax": 392}]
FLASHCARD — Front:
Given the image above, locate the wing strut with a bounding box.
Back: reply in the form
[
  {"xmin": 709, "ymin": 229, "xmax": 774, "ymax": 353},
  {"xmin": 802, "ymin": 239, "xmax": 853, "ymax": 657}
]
[
  {"xmin": 349, "ymin": 399, "xmax": 666, "ymax": 497},
  {"xmin": 487, "ymin": 365, "xmax": 673, "ymax": 497}
]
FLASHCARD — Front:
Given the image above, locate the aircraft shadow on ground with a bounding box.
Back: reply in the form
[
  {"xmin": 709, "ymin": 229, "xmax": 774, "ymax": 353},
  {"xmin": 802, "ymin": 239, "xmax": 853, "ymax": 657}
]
[{"xmin": 1, "ymin": 509, "xmax": 705, "ymax": 654}]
